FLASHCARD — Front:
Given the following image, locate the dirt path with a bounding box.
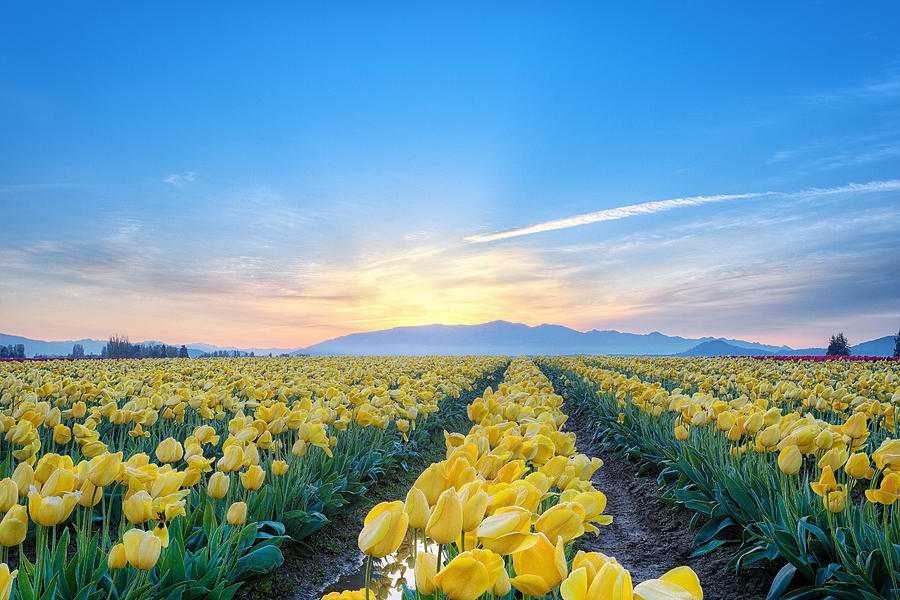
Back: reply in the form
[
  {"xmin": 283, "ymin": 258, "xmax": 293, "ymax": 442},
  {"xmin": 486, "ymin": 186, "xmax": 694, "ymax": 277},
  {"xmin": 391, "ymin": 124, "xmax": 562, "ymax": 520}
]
[{"xmin": 562, "ymin": 404, "xmax": 774, "ymax": 600}]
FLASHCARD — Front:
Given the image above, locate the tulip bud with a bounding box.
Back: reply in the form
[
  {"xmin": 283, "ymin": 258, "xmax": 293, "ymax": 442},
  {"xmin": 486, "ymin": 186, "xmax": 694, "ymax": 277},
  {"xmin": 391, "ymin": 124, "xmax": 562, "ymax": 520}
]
[
  {"xmin": 108, "ymin": 543, "xmax": 127, "ymax": 569},
  {"xmin": 53, "ymin": 424, "xmax": 72, "ymax": 445},
  {"xmin": 404, "ymin": 487, "xmax": 430, "ymax": 529},
  {"xmin": 0, "ymin": 505, "xmax": 28, "ymax": 547},
  {"xmin": 155, "ymin": 438, "xmax": 184, "ymax": 464},
  {"xmin": 227, "ymin": 501, "xmax": 247, "ymax": 525},
  {"xmin": 845, "ymin": 452, "xmax": 874, "ymax": 479},
  {"xmin": 271, "ymin": 460, "xmax": 289, "ymax": 477},
  {"xmin": 0, "ymin": 480, "xmax": 17, "ymax": 512},
  {"xmin": 674, "ymin": 425, "xmax": 689, "ymax": 441},
  {"xmin": 240, "ymin": 465, "xmax": 265, "ymax": 491},
  {"xmin": 207, "ymin": 472, "xmax": 230, "ymax": 499},
  {"xmin": 415, "ymin": 551, "xmax": 438, "ymax": 595},
  {"xmin": 12, "ymin": 463, "xmax": 34, "ymax": 496},
  {"xmin": 358, "ymin": 501, "xmax": 408, "ymax": 557},
  {"xmin": 123, "ymin": 528, "xmax": 162, "ymax": 570},
  {"xmin": 122, "ymin": 491, "xmax": 153, "ymax": 524},
  {"xmin": 778, "ymin": 445, "xmax": 803, "ymax": 476},
  {"xmin": 426, "ymin": 489, "xmax": 463, "ymax": 545}
]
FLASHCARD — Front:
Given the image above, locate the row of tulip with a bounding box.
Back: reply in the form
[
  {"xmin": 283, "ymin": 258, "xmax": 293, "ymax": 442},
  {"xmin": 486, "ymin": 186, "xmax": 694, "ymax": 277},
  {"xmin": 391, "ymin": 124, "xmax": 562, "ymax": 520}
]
[
  {"xmin": 325, "ymin": 356, "xmax": 704, "ymax": 600},
  {"xmin": 539, "ymin": 355, "xmax": 900, "ymax": 600},
  {"xmin": 0, "ymin": 356, "xmax": 509, "ymax": 600}
]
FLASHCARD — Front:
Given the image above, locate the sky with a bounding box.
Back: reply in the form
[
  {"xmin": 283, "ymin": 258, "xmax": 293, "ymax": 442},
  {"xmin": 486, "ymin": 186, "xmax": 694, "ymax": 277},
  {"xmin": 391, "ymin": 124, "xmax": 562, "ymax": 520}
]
[{"xmin": 1, "ymin": 2, "xmax": 899, "ymax": 349}]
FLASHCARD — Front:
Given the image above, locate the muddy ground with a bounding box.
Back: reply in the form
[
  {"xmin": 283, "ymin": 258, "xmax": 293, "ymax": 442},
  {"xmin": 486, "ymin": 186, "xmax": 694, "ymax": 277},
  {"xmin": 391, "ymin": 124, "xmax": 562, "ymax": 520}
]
[
  {"xmin": 562, "ymin": 403, "xmax": 777, "ymax": 600},
  {"xmin": 235, "ymin": 417, "xmax": 461, "ymax": 600}
]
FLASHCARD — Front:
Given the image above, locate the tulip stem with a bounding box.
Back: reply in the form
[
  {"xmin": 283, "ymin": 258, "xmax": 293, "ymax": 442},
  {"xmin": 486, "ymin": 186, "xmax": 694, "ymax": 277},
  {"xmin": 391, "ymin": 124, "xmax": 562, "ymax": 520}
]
[{"xmin": 365, "ymin": 554, "xmax": 373, "ymax": 600}]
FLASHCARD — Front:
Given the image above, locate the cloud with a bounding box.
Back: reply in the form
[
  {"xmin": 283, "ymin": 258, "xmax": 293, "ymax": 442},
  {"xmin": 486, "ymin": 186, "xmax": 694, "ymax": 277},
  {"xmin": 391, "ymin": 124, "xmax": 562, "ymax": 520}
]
[
  {"xmin": 466, "ymin": 180, "xmax": 900, "ymax": 243},
  {"xmin": 163, "ymin": 172, "xmax": 196, "ymax": 187},
  {"xmin": 809, "ymin": 72, "xmax": 900, "ymax": 105},
  {"xmin": 465, "ymin": 193, "xmax": 769, "ymax": 243}
]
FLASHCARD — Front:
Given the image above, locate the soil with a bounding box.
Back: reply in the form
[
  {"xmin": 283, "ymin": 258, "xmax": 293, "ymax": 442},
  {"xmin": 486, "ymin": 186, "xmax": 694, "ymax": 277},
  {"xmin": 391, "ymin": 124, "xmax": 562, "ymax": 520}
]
[
  {"xmin": 562, "ymin": 403, "xmax": 777, "ymax": 600},
  {"xmin": 235, "ymin": 430, "xmax": 452, "ymax": 600}
]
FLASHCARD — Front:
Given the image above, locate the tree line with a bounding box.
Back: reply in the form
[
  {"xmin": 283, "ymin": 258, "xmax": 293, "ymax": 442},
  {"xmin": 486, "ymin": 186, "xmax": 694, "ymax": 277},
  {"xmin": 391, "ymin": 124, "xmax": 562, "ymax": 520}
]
[
  {"xmin": 100, "ymin": 335, "xmax": 189, "ymax": 359},
  {"xmin": 0, "ymin": 345, "xmax": 25, "ymax": 359}
]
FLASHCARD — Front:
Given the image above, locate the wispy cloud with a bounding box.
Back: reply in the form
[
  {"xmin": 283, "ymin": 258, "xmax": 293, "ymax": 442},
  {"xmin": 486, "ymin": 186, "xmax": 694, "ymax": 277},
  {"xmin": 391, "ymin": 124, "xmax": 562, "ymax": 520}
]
[
  {"xmin": 809, "ymin": 72, "xmax": 900, "ymax": 105},
  {"xmin": 465, "ymin": 193, "xmax": 769, "ymax": 243},
  {"xmin": 466, "ymin": 180, "xmax": 900, "ymax": 243},
  {"xmin": 163, "ymin": 172, "xmax": 196, "ymax": 187}
]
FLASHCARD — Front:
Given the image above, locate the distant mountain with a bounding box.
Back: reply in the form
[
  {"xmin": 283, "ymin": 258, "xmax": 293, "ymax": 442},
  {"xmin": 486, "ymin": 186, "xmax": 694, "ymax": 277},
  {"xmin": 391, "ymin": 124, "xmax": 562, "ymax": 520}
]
[
  {"xmin": 676, "ymin": 340, "xmax": 772, "ymax": 357},
  {"xmin": 5, "ymin": 325, "xmax": 896, "ymax": 359},
  {"xmin": 0, "ymin": 333, "xmax": 297, "ymax": 358},
  {"xmin": 298, "ymin": 320, "xmax": 809, "ymax": 357},
  {"xmin": 851, "ymin": 335, "xmax": 897, "ymax": 357}
]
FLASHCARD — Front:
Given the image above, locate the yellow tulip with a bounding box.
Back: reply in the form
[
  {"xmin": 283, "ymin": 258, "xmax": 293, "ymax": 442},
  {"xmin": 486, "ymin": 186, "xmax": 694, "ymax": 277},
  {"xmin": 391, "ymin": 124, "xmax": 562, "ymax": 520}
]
[
  {"xmin": 476, "ymin": 506, "xmax": 537, "ymax": 554},
  {"xmin": 634, "ymin": 566, "xmax": 702, "ymax": 599},
  {"xmin": 673, "ymin": 425, "xmax": 689, "ymax": 441},
  {"xmin": 872, "ymin": 438, "xmax": 900, "ymax": 471},
  {"xmin": 217, "ymin": 446, "xmax": 244, "ymax": 472},
  {"xmin": 122, "ymin": 491, "xmax": 154, "ymax": 524},
  {"xmin": 123, "ymin": 528, "xmax": 162, "ymax": 570},
  {"xmin": 810, "ymin": 466, "xmax": 839, "ymax": 497},
  {"xmin": 108, "ymin": 543, "xmax": 127, "ymax": 569},
  {"xmin": 415, "ymin": 551, "xmax": 438, "ymax": 595},
  {"xmin": 156, "ymin": 438, "xmax": 184, "ymax": 464},
  {"xmin": 426, "ymin": 488, "xmax": 463, "ymax": 545},
  {"xmin": 866, "ymin": 473, "xmax": 900, "ymax": 505},
  {"xmin": 510, "ymin": 533, "xmax": 568, "ymax": 597},
  {"xmin": 845, "ymin": 452, "xmax": 874, "ymax": 479},
  {"xmin": 535, "ymin": 502, "xmax": 586, "ymax": 544},
  {"xmin": 321, "ymin": 590, "xmax": 366, "ymax": 600},
  {"xmin": 414, "ymin": 464, "xmax": 449, "ymax": 506},
  {"xmin": 154, "ymin": 522, "xmax": 170, "ymax": 548},
  {"xmin": 0, "ymin": 505, "xmax": 28, "ymax": 547},
  {"xmin": 53, "ymin": 424, "xmax": 72, "ymax": 445},
  {"xmin": 0, "ymin": 480, "xmax": 17, "ymax": 512},
  {"xmin": 227, "ymin": 501, "xmax": 248, "ymax": 525},
  {"xmin": 88, "ymin": 452, "xmax": 123, "ymax": 487},
  {"xmin": 207, "ymin": 472, "xmax": 230, "ymax": 499},
  {"xmin": 240, "ymin": 465, "xmax": 266, "ymax": 491},
  {"xmin": 404, "ymin": 486, "xmax": 430, "ymax": 529},
  {"xmin": 824, "ymin": 487, "xmax": 848, "ymax": 513},
  {"xmin": 271, "ymin": 460, "xmax": 289, "ymax": 477},
  {"xmin": 27, "ymin": 490, "xmax": 78, "ymax": 527},
  {"xmin": 433, "ymin": 549, "xmax": 504, "ymax": 600},
  {"xmin": 842, "ymin": 413, "xmax": 867, "ymax": 438},
  {"xmin": 358, "ymin": 501, "xmax": 408, "ymax": 557},
  {"xmin": 777, "ymin": 445, "xmax": 803, "ymax": 476},
  {"xmin": 0, "ymin": 563, "xmax": 17, "ymax": 600},
  {"xmin": 590, "ymin": 562, "xmax": 633, "ymax": 600},
  {"xmin": 11, "ymin": 463, "xmax": 34, "ymax": 496},
  {"xmin": 461, "ymin": 489, "xmax": 489, "ymax": 532}
]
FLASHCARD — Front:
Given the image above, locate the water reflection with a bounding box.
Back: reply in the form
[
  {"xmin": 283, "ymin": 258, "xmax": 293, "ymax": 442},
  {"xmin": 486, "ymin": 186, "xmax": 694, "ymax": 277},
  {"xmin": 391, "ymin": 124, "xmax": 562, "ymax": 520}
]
[{"xmin": 322, "ymin": 532, "xmax": 433, "ymax": 600}]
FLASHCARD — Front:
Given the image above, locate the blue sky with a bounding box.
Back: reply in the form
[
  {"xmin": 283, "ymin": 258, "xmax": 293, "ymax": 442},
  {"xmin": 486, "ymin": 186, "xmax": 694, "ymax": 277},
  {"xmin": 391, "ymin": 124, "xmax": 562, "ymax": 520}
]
[{"xmin": 1, "ymin": 2, "xmax": 899, "ymax": 348}]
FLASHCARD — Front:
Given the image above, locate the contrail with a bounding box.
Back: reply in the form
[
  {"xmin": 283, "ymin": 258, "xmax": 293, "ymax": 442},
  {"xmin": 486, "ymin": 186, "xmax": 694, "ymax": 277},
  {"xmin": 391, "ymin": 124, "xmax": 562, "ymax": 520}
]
[{"xmin": 465, "ymin": 180, "xmax": 900, "ymax": 243}]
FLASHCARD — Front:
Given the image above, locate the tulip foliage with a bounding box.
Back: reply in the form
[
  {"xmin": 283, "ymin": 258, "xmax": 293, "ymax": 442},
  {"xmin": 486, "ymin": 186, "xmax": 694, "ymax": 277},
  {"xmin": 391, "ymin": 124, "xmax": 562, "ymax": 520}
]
[
  {"xmin": 542, "ymin": 355, "xmax": 900, "ymax": 600},
  {"xmin": 332, "ymin": 357, "xmax": 703, "ymax": 600},
  {"xmin": 0, "ymin": 355, "xmax": 508, "ymax": 600}
]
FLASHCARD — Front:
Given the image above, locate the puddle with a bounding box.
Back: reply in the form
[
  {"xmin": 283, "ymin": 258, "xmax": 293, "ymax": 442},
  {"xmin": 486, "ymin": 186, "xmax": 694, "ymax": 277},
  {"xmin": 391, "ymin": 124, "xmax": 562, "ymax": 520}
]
[{"xmin": 321, "ymin": 533, "xmax": 436, "ymax": 600}]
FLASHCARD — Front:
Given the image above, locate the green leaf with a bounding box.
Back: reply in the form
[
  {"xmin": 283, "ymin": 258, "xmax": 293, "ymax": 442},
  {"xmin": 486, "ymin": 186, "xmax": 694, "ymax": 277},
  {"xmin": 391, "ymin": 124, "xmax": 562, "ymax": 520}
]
[{"xmin": 767, "ymin": 563, "xmax": 798, "ymax": 600}]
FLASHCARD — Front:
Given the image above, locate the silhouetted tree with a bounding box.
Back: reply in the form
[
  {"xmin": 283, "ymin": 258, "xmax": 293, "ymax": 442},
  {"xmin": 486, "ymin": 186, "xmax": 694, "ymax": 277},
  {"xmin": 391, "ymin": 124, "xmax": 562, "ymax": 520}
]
[
  {"xmin": 827, "ymin": 332, "xmax": 851, "ymax": 356},
  {"xmin": 0, "ymin": 346, "xmax": 8, "ymax": 359},
  {"xmin": 179, "ymin": 345, "xmax": 189, "ymax": 358},
  {"xmin": 70, "ymin": 344, "xmax": 85, "ymax": 358},
  {"xmin": 894, "ymin": 329, "xmax": 900, "ymax": 358}
]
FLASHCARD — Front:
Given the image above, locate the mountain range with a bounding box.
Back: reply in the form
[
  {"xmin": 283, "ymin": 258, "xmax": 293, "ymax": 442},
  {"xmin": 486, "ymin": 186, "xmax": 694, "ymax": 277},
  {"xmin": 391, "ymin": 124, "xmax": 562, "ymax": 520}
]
[{"xmin": 2, "ymin": 321, "xmax": 896, "ymax": 358}]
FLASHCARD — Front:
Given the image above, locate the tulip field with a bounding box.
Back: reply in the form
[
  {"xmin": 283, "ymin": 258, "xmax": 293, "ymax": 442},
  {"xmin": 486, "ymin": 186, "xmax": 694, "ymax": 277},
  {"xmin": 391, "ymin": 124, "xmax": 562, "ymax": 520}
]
[
  {"xmin": 540, "ymin": 355, "xmax": 900, "ymax": 600},
  {"xmin": 1, "ymin": 354, "xmax": 899, "ymax": 600}
]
